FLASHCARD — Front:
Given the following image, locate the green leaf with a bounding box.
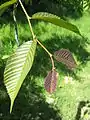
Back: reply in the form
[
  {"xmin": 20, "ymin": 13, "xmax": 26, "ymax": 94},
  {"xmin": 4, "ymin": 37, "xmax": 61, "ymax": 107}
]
[
  {"xmin": 31, "ymin": 12, "xmax": 81, "ymax": 36},
  {"xmin": 0, "ymin": 0, "xmax": 17, "ymax": 10},
  {"xmin": 4, "ymin": 40, "xmax": 37, "ymax": 113},
  {"xmin": 0, "ymin": 7, "xmax": 8, "ymax": 16}
]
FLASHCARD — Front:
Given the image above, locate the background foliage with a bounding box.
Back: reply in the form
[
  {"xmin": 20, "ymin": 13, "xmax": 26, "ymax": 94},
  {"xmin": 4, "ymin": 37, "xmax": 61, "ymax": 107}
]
[{"xmin": 0, "ymin": 0, "xmax": 90, "ymax": 120}]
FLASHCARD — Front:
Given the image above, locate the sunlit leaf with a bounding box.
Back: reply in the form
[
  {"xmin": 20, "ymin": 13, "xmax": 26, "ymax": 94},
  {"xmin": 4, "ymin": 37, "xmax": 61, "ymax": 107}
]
[
  {"xmin": 4, "ymin": 40, "xmax": 37, "ymax": 113},
  {"xmin": 0, "ymin": 0, "xmax": 17, "ymax": 10},
  {"xmin": 31, "ymin": 12, "xmax": 81, "ymax": 36}
]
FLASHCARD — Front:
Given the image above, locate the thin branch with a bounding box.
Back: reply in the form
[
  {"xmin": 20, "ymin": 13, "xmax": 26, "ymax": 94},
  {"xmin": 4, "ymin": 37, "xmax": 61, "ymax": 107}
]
[
  {"xmin": 36, "ymin": 39, "xmax": 55, "ymax": 70},
  {"xmin": 13, "ymin": 4, "xmax": 19, "ymax": 46},
  {"xmin": 19, "ymin": 0, "xmax": 35, "ymax": 39},
  {"xmin": 36, "ymin": 39, "xmax": 52, "ymax": 57},
  {"xmin": 18, "ymin": 0, "xmax": 28, "ymax": 18},
  {"xmin": 50, "ymin": 56, "xmax": 55, "ymax": 70},
  {"xmin": 19, "ymin": 0, "xmax": 55, "ymax": 70}
]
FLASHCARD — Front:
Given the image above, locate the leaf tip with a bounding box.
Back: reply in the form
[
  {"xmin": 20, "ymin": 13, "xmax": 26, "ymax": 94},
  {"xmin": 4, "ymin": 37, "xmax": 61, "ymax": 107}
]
[{"xmin": 10, "ymin": 99, "xmax": 14, "ymax": 114}]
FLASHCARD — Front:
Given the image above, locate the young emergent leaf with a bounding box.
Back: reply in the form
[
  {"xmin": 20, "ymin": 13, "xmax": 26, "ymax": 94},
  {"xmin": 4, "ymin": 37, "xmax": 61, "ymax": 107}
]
[
  {"xmin": 54, "ymin": 49, "xmax": 77, "ymax": 70},
  {"xmin": 31, "ymin": 12, "xmax": 81, "ymax": 36},
  {"xmin": 4, "ymin": 40, "xmax": 37, "ymax": 113},
  {"xmin": 44, "ymin": 69, "xmax": 58, "ymax": 94}
]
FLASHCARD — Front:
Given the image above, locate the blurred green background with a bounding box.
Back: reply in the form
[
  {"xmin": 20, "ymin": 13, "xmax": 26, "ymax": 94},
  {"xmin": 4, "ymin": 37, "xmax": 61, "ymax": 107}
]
[{"xmin": 0, "ymin": 0, "xmax": 90, "ymax": 120}]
